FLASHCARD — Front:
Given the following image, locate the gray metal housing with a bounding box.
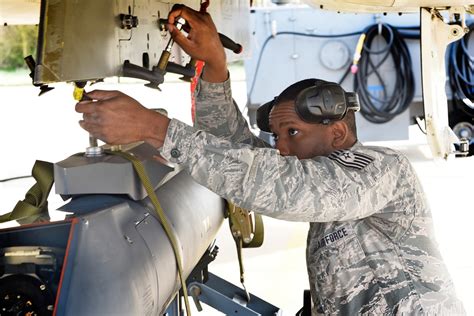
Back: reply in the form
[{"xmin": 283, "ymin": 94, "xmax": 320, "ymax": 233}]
[{"xmin": 54, "ymin": 143, "xmax": 174, "ymax": 200}]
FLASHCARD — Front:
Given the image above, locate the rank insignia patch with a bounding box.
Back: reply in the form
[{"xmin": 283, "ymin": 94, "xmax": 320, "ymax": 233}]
[{"xmin": 329, "ymin": 150, "xmax": 374, "ymax": 170}]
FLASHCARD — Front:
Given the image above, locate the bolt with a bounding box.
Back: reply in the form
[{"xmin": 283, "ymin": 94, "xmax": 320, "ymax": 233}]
[
  {"xmin": 85, "ymin": 146, "xmax": 104, "ymax": 157},
  {"xmin": 124, "ymin": 235, "xmax": 133, "ymax": 244},
  {"xmin": 459, "ymin": 138, "xmax": 469, "ymax": 154},
  {"xmin": 40, "ymin": 284, "xmax": 46, "ymax": 291},
  {"xmin": 47, "ymin": 305, "xmax": 54, "ymax": 311}
]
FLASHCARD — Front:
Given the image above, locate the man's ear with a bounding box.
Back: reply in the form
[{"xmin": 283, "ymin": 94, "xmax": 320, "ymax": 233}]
[{"xmin": 330, "ymin": 121, "xmax": 349, "ymax": 148}]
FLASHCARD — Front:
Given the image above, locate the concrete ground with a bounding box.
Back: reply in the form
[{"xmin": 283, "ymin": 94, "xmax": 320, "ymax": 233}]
[{"xmin": 0, "ymin": 69, "xmax": 473, "ymax": 315}]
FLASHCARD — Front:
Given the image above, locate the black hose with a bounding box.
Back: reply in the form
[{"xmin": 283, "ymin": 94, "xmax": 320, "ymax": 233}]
[
  {"xmin": 353, "ymin": 24, "xmax": 415, "ymax": 124},
  {"xmin": 448, "ymin": 22, "xmax": 474, "ymax": 117}
]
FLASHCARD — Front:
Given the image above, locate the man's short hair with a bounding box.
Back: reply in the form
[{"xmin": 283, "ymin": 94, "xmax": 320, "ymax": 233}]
[
  {"xmin": 342, "ymin": 110, "xmax": 357, "ymax": 137},
  {"xmin": 275, "ymin": 79, "xmax": 325, "ymax": 105}
]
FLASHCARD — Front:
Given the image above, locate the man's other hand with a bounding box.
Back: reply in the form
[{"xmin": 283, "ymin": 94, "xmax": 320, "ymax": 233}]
[{"xmin": 75, "ymin": 90, "xmax": 170, "ymax": 148}]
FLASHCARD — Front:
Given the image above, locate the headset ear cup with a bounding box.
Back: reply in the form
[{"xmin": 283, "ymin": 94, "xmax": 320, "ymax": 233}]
[
  {"xmin": 294, "ymin": 80, "xmax": 332, "ymax": 123},
  {"xmin": 256, "ymin": 99, "xmax": 274, "ymax": 132},
  {"xmin": 345, "ymin": 92, "xmax": 361, "ymax": 112}
]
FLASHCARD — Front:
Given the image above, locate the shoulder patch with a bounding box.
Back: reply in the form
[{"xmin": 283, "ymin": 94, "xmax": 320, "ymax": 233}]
[{"xmin": 328, "ymin": 150, "xmax": 374, "ymax": 170}]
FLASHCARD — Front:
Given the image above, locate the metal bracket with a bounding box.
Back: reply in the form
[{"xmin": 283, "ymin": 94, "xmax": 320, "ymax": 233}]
[
  {"xmin": 164, "ymin": 246, "xmax": 281, "ymax": 316},
  {"xmin": 420, "ymin": 7, "xmax": 467, "ymax": 159},
  {"xmin": 187, "ymin": 273, "xmax": 281, "ymax": 316}
]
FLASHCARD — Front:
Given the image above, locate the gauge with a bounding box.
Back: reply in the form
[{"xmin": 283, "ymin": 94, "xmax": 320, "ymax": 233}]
[{"xmin": 319, "ymin": 40, "xmax": 351, "ymax": 71}]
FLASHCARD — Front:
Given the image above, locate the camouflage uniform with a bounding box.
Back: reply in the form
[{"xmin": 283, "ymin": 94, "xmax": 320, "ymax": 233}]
[{"xmin": 160, "ymin": 77, "xmax": 465, "ymax": 315}]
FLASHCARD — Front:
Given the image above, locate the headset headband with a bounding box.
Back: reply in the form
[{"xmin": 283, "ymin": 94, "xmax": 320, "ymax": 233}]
[{"xmin": 256, "ymin": 81, "xmax": 360, "ymax": 133}]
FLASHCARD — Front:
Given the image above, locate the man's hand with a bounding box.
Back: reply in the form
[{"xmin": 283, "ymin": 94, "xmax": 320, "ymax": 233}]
[
  {"xmin": 75, "ymin": 90, "xmax": 170, "ymax": 148},
  {"xmin": 168, "ymin": 5, "xmax": 228, "ymax": 83}
]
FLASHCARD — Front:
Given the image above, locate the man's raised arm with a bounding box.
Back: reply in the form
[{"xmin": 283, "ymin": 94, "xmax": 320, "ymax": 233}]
[{"xmin": 169, "ymin": 5, "xmax": 266, "ymax": 146}]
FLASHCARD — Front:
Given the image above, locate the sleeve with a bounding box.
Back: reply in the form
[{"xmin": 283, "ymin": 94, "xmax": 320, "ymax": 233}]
[
  {"xmin": 160, "ymin": 119, "xmax": 404, "ymax": 223},
  {"xmin": 193, "ymin": 75, "xmax": 268, "ymax": 147}
]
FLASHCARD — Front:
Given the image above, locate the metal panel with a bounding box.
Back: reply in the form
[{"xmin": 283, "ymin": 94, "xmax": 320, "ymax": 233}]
[
  {"xmin": 245, "ymin": 5, "xmax": 421, "ymax": 141},
  {"xmin": 245, "ymin": 8, "xmax": 301, "ymax": 104},
  {"xmin": 301, "ymin": 0, "xmax": 474, "ymax": 13},
  {"xmin": 58, "ymin": 202, "xmax": 160, "ymax": 315},
  {"xmin": 36, "ymin": 0, "xmax": 120, "ymax": 83},
  {"xmin": 35, "ymin": 0, "xmax": 250, "ymax": 84}
]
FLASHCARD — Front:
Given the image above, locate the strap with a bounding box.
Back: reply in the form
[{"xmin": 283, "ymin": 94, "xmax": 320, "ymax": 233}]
[
  {"xmin": 228, "ymin": 203, "xmax": 264, "ymax": 248},
  {"xmin": 227, "ymin": 202, "xmax": 265, "ymax": 303},
  {"xmin": 0, "ymin": 160, "xmax": 54, "ymax": 224},
  {"xmin": 235, "ymin": 235, "xmax": 251, "ymax": 302},
  {"xmin": 106, "ymin": 150, "xmax": 191, "ymax": 315}
]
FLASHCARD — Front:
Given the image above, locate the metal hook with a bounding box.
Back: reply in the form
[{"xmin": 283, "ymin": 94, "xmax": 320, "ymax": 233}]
[{"xmin": 374, "ymin": 13, "xmax": 382, "ymax": 35}]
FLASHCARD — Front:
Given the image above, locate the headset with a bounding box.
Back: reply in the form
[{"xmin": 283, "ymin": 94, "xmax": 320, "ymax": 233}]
[{"xmin": 256, "ymin": 80, "xmax": 360, "ymax": 133}]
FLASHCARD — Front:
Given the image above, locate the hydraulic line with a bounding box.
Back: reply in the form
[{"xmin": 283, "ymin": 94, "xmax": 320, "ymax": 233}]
[
  {"xmin": 353, "ymin": 24, "xmax": 415, "ymax": 124},
  {"xmin": 448, "ymin": 22, "xmax": 474, "ymax": 117}
]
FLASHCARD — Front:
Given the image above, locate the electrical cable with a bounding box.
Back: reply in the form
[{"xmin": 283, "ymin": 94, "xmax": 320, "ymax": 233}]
[
  {"xmin": 448, "ymin": 22, "xmax": 474, "ymax": 117},
  {"xmin": 0, "ymin": 176, "xmax": 32, "ymax": 183},
  {"xmin": 337, "ymin": 64, "xmax": 352, "ymax": 85},
  {"xmin": 353, "ymin": 23, "xmax": 415, "ymax": 123}
]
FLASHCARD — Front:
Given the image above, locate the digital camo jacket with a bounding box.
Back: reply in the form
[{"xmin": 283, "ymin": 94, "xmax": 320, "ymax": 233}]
[{"xmin": 160, "ymin": 77, "xmax": 465, "ymax": 315}]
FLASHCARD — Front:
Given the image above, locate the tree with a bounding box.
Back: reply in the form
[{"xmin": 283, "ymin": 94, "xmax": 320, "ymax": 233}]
[{"xmin": 0, "ymin": 25, "xmax": 38, "ymax": 70}]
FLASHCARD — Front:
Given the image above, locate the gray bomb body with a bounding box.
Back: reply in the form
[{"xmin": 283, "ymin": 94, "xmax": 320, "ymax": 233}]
[{"xmin": 51, "ymin": 145, "xmax": 226, "ymax": 314}]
